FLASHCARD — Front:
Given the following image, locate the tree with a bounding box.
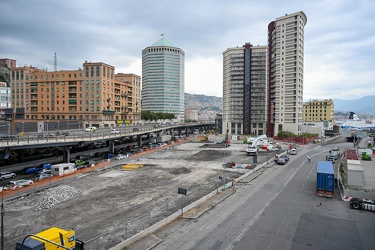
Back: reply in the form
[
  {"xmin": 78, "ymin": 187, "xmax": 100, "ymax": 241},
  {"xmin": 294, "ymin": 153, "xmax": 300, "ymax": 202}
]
[{"xmin": 141, "ymin": 110, "xmax": 175, "ymax": 121}]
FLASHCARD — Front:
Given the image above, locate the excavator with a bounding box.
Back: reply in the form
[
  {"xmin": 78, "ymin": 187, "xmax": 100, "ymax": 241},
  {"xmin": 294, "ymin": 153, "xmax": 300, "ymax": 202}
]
[{"xmin": 199, "ymin": 129, "xmax": 215, "ymax": 141}]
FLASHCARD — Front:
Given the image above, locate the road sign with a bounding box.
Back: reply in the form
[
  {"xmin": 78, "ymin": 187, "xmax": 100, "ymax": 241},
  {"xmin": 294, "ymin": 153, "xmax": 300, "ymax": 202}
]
[{"xmin": 178, "ymin": 187, "xmax": 187, "ymax": 195}]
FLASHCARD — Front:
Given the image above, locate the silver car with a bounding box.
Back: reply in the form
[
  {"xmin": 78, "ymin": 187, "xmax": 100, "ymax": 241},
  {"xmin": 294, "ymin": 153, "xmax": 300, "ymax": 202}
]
[
  {"xmin": 9, "ymin": 179, "xmax": 34, "ymax": 186},
  {"xmin": 0, "ymin": 172, "xmax": 16, "ymax": 181},
  {"xmin": 35, "ymin": 173, "xmax": 53, "ymax": 181}
]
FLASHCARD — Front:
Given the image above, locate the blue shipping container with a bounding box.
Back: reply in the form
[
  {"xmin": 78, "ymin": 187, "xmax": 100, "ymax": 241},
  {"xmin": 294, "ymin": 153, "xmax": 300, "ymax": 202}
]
[{"xmin": 317, "ymin": 161, "xmax": 334, "ymax": 197}]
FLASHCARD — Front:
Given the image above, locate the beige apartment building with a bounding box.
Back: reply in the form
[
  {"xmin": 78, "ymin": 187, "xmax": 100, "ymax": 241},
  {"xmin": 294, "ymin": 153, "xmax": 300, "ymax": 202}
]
[
  {"xmin": 268, "ymin": 11, "xmax": 307, "ymax": 136},
  {"xmin": 185, "ymin": 109, "xmax": 198, "ymax": 121},
  {"xmin": 303, "ymin": 99, "xmax": 334, "ymax": 122},
  {"xmin": 10, "ymin": 60, "xmax": 141, "ymax": 127}
]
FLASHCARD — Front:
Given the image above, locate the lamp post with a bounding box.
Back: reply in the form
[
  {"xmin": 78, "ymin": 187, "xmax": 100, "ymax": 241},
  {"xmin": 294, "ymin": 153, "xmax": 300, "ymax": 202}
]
[
  {"xmin": 7, "ymin": 121, "xmax": 10, "ymax": 136},
  {"xmin": 46, "ymin": 121, "xmax": 49, "ymax": 134},
  {"xmin": 22, "ymin": 122, "xmax": 24, "ymax": 133},
  {"xmin": 1, "ymin": 189, "xmax": 4, "ymax": 250}
]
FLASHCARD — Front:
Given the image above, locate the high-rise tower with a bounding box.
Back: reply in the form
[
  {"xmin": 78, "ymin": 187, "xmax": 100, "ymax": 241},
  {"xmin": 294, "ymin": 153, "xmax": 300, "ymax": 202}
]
[
  {"xmin": 222, "ymin": 43, "xmax": 268, "ymax": 135},
  {"xmin": 142, "ymin": 38, "xmax": 185, "ymax": 121},
  {"xmin": 267, "ymin": 11, "xmax": 307, "ymax": 136}
]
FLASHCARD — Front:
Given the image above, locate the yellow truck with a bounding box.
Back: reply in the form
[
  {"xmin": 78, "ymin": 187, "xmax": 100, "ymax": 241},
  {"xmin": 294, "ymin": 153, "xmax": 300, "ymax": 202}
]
[{"xmin": 15, "ymin": 227, "xmax": 84, "ymax": 250}]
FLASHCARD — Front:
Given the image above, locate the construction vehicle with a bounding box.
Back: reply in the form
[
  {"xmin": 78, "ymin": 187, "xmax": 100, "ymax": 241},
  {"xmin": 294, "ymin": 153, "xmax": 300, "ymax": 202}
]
[
  {"xmin": 15, "ymin": 226, "xmax": 84, "ymax": 249},
  {"xmin": 199, "ymin": 129, "xmax": 215, "ymax": 141},
  {"xmin": 361, "ymin": 152, "xmax": 372, "ymax": 161},
  {"xmin": 350, "ymin": 198, "xmax": 375, "ymax": 212}
]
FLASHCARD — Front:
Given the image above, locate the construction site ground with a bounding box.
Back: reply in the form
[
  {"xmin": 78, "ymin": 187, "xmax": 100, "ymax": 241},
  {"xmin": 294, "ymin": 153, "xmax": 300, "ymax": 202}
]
[{"xmin": 3, "ymin": 135, "xmax": 280, "ymax": 249}]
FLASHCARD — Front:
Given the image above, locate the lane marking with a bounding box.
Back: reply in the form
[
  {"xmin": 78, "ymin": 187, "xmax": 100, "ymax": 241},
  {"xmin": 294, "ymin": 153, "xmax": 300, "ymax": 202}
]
[{"xmin": 227, "ymin": 169, "xmax": 299, "ymax": 250}]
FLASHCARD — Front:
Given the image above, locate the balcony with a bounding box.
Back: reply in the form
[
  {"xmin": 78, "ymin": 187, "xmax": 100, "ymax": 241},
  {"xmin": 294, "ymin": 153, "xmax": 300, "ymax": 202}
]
[{"xmin": 102, "ymin": 110, "xmax": 115, "ymax": 115}]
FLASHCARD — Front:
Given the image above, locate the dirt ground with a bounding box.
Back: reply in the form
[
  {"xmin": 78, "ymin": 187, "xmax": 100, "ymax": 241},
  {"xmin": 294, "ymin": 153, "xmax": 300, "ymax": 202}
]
[{"xmin": 4, "ymin": 137, "xmax": 275, "ymax": 249}]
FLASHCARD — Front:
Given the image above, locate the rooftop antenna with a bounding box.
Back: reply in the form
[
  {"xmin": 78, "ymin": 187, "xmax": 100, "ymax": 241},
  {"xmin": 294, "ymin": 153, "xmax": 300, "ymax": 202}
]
[{"xmin": 54, "ymin": 52, "xmax": 57, "ymax": 71}]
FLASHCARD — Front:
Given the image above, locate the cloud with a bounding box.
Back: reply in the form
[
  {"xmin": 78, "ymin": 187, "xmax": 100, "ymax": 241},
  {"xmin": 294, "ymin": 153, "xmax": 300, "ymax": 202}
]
[{"xmin": 0, "ymin": 0, "xmax": 374, "ymax": 100}]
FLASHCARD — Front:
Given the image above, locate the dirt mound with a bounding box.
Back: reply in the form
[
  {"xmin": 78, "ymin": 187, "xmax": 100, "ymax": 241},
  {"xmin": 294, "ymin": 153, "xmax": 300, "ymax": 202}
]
[
  {"xmin": 188, "ymin": 150, "xmax": 231, "ymax": 161},
  {"xmin": 169, "ymin": 167, "xmax": 191, "ymax": 175}
]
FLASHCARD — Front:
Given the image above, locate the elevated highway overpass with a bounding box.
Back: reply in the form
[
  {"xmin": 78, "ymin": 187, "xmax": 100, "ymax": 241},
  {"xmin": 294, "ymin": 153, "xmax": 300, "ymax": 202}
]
[{"xmin": 0, "ymin": 122, "xmax": 215, "ymax": 164}]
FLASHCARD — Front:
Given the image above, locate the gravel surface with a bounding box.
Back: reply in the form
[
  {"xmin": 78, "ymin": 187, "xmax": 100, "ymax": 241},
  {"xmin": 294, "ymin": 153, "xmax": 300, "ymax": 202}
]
[{"xmin": 3, "ymin": 138, "xmax": 276, "ymax": 249}]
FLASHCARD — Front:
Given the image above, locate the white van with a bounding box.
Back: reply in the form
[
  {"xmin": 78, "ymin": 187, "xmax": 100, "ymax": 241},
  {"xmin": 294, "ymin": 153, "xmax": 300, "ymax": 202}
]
[
  {"xmin": 290, "ymin": 148, "xmax": 297, "ymax": 155},
  {"xmin": 246, "ymin": 145, "xmax": 258, "ymax": 155}
]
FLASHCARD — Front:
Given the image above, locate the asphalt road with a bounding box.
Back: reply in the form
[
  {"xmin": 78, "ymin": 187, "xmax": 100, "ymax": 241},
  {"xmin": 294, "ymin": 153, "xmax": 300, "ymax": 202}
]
[{"xmin": 152, "ymin": 142, "xmax": 375, "ymax": 250}]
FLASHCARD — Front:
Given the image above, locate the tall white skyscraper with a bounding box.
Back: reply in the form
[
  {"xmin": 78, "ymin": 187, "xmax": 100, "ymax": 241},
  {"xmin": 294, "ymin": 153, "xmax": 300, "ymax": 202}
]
[
  {"xmin": 142, "ymin": 38, "xmax": 185, "ymax": 121},
  {"xmin": 267, "ymin": 11, "xmax": 307, "ymax": 136}
]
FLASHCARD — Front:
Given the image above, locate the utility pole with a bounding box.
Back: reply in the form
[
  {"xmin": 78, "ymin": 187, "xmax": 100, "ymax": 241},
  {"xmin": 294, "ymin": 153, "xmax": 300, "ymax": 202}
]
[{"xmin": 1, "ymin": 190, "xmax": 4, "ymax": 250}]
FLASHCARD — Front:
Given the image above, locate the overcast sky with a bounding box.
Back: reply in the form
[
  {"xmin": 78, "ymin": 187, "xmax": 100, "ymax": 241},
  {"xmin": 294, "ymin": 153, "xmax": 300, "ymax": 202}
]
[{"xmin": 1, "ymin": 0, "xmax": 374, "ymax": 100}]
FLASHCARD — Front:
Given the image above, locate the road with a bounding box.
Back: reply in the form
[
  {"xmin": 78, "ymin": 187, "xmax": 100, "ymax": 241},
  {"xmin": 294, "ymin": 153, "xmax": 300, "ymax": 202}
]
[{"xmin": 152, "ymin": 142, "xmax": 375, "ymax": 250}]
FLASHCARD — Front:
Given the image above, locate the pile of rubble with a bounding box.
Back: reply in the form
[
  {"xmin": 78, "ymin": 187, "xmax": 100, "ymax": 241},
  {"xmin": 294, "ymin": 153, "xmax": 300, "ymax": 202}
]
[{"xmin": 34, "ymin": 185, "xmax": 81, "ymax": 210}]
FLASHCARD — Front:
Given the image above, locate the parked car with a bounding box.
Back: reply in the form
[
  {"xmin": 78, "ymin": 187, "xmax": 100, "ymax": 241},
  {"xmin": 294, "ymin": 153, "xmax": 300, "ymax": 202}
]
[
  {"xmin": 76, "ymin": 155, "xmax": 90, "ymax": 161},
  {"xmin": 290, "ymin": 148, "xmax": 297, "ymax": 155},
  {"xmin": 9, "ymin": 179, "xmax": 34, "ymax": 186},
  {"xmin": 39, "ymin": 163, "xmax": 52, "ymax": 170},
  {"xmin": 332, "ymin": 146, "xmax": 339, "ymax": 151},
  {"xmin": 277, "ymin": 156, "xmax": 288, "ymax": 165},
  {"xmin": 35, "ymin": 173, "xmax": 53, "ymax": 181},
  {"xmin": 115, "ymin": 154, "xmax": 127, "ymax": 160},
  {"xmin": 75, "ymin": 160, "xmax": 87, "ymax": 168},
  {"xmin": 88, "ymin": 160, "xmax": 96, "ymax": 166},
  {"xmin": 104, "ymin": 153, "xmax": 113, "ymax": 159},
  {"xmin": 23, "ymin": 167, "xmax": 41, "ymax": 174},
  {"xmin": 0, "ymin": 187, "xmax": 8, "ymax": 192},
  {"xmin": 132, "ymin": 128, "xmax": 139, "ymax": 132},
  {"xmin": 0, "ymin": 154, "xmax": 16, "ymax": 166},
  {"xmin": 38, "ymin": 169, "xmax": 51, "ymax": 175},
  {"xmin": 110, "ymin": 129, "xmax": 120, "ymax": 134},
  {"xmin": 0, "ymin": 172, "xmax": 16, "ymax": 181},
  {"xmin": 85, "ymin": 126, "xmax": 97, "ymax": 132}
]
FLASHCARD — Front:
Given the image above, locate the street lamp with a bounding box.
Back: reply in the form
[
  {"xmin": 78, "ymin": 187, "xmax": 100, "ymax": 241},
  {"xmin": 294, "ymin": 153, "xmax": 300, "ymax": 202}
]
[
  {"xmin": 7, "ymin": 121, "xmax": 10, "ymax": 136},
  {"xmin": 1, "ymin": 186, "xmax": 4, "ymax": 250}
]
